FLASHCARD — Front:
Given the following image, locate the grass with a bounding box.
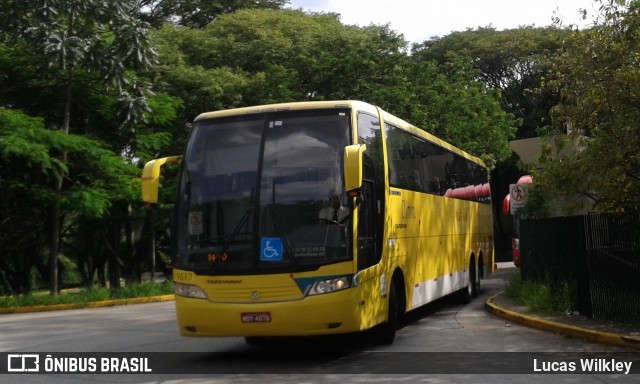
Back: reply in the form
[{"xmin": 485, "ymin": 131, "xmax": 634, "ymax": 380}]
[
  {"xmin": 0, "ymin": 281, "xmax": 173, "ymax": 309},
  {"xmin": 505, "ymin": 274, "xmax": 573, "ymax": 315}
]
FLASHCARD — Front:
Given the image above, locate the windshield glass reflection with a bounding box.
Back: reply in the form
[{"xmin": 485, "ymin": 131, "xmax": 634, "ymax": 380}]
[{"xmin": 175, "ymin": 110, "xmax": 352, "ymax": 274}]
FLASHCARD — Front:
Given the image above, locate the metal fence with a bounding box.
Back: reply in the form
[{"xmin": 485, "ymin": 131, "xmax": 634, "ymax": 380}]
[{"xmin": 520, "ymin": 213, "xmax": 640, "ymax": 326}]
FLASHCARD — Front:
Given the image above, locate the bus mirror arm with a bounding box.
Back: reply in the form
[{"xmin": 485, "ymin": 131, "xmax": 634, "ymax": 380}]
[{"xmin": 346, "ymin": 191, "xmax": 362, "ymax": 213}]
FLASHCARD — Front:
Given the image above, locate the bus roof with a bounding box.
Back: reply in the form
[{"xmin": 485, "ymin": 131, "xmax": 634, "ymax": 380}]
[
  {"xmin": 194, "ymin": 100, "xmax": 486, "ymax": 168},
  {"xmin": 194, "ymin": 100, "xmax": 376, "ymax": 121}
]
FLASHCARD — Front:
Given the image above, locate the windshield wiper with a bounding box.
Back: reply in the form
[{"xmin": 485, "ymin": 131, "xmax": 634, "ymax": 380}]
[
  {"xmin": 207, "ymin": 188, "xmax": 255, "ymax": 259},
  {"xmin": 192, "ymin": 232, "xmax": 251, "ymax": 247},
  {"xmin": 267, "ymin": 182, "xmax": 298, "ymax": 266}
]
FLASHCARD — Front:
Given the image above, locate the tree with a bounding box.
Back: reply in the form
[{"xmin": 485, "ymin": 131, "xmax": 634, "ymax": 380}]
[
  {"xmin": 151, "ymin": 9, "xmax": 404, "ymax": 130},
  {"xmin": 0, "ymin": 0, "xmax": 156, "ymax": 294},
  {"xmin": 0, "ymin": 108, "xmax": 139, "ymax": 293},
  {"xmin": 140, "ymin": 0, "xmax": 289, "ymax": 28},
  {"xmin": 413, "ymin": 26, "xmax": 570, "ymax": 140},
  {"xmin": 152, "ymin": 9, "xmax": 516, "ymax": 168},
  {"xmin": 539, "ymin": 0, "xmax": 640, "ymax": 212},
  {"xmin": 377, "ymin": 57, "xmax": 517, "ymax": 170}
]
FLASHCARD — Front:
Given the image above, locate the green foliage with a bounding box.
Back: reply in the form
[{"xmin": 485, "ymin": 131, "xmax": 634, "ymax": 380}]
[
  {"xmin": 414, "ymin": 26, "xmax": 570, "ymax": 140},
  {"xmin": 151, "ymin": 9, "xmax": 408, "ymax": 137},
  {"xmin": 0, "ymin": 110, "xmax": 59, "ymax": 178},
  {"xmin": 0, "ymin": 282, "xmax": 173, "ymax": 308},
  {"xmin": 0, "ymin": 0, "xmax": 157, "ymax": 132},
  {"xmin": 140, "ymin": 0, "xmax": 289, "ymax": 28},
  {"xmin": 539, "ymin": 0, "xmax": 640, "ymax": 212},
  {"xmin": 392, "ymin": 58, "xmax": 516, "ymax": 169},
  {"xmin": 129, "ymin": 93, "xmax": 183, "ymax": 164},
  {"xmin": 505, "ymin": 274, "xmax": 573, "ymax": 314},
  {"xmin": 152, "ymin": 9, "xmax": 516, "ymax": 169},
  {"xmin": 0, "ymin": 0, "xmax": 156, "ymax": 77},
  {"xmin": 0, "ymin": 107, "xmax": 143, "ymax": 294},
  {"xmin": 0, "ymin": 108, "xmax": 134, "ymax": 197},
  {"xmin": 0, "ymin": 0, "xmax": 162, "ymax": 294},
  {"xmin": 31, "ymin": 127, "xmax": 139, "ymax": 217},
  {"xmin": 0, "ymin": 110, "xmax": 54, "ymax": 289},
  {"xmin": 519, "ymin": 183, "xmax": 553, "ymax": 218},
  {"xmin": 112, "ymin": 280, "xmax": 173, "ymax": 299}
]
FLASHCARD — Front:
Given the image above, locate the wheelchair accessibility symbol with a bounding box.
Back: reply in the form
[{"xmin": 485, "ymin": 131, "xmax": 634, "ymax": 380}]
[{"xmin": 260, "ymin": 237, "xmax": 283, "ymax": 262}]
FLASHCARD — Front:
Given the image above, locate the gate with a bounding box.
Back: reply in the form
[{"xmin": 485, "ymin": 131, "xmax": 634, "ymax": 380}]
[
  {"xmin": 584, "ymin": 213, "xmax": 640, "ymax": 325},
  {"xmin": 520, "ymin": 213, "xmax": 640, "ymax": 326}
]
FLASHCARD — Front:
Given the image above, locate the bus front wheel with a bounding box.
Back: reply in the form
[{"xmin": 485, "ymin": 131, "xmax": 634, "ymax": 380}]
[
  {"xmin": 244, "ymin": 336, "xmax": 267, "ymax": 345},
  {"xmin": 375, "ymin": 280, "xmax": 398, "ymax": 345}
]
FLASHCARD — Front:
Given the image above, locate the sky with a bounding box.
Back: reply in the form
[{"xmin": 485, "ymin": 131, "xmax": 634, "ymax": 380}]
[{"xmin": 287, "ymin": 0, "xmax": 598, "ymax": 43}]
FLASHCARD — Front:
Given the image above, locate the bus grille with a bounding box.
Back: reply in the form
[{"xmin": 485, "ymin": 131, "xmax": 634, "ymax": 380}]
[{"xmin": 205, "ymin": 285, "xmax": 303, "ymax": 303}]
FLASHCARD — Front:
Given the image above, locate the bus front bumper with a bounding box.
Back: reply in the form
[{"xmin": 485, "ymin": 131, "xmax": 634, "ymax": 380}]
[{"xmin": 174, "ymin": 288, "xmax": 375, "ymax": 338}]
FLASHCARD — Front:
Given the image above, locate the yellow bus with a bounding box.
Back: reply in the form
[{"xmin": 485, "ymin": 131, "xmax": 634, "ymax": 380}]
[{"xmin": 142, "ymin": 100, "xmax": 494, "ymax": 344}]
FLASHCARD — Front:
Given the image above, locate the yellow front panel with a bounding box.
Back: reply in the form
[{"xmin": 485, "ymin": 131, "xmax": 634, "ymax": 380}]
[
  {"xmin": 173, "ymin": 262, "xmax": 388, "ymax": 337},
  {"xmin": 175, "ymin": 289, "xmax": 361, "ymax": 337}
]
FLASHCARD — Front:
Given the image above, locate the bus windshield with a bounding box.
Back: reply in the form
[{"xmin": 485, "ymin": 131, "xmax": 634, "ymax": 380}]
[{"xmin": 175, "ymin": 109, "xmax": 353, "ymax": 275}]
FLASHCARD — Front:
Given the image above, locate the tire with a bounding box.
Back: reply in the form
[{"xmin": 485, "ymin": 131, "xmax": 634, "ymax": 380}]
[
  {"xmin": 469, "ymin": 258, "xmax": 478, "ymax": 298},
  {"xmin": 459, "ymin": 272, "xmax": 472, "ymax": 304},
  {"xmin": 458, "ymin": 259, "xmax": 476, "ymax": 304},
  {"xmin": 473, "ymin": 259, "xmax": 481, "ymax": 298},
  {"xmin": 244, "ymin": 336, "xmax": 267, "ymax": 345},
  {"xmin": 376, "ymin": 281, "xmax": 398, "ymax": 345}
]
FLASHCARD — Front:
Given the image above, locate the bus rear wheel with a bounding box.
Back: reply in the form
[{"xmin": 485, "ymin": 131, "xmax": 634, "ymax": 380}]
[
  {"xmin": 459, "ymin": 259, "xmax": 477, "ymax": 303},
  {"xmin": 473, "ymin": 259, "xmax": 481, "ymax": 298}
]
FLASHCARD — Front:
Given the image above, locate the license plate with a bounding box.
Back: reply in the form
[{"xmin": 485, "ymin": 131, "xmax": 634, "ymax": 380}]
[{"xmin": 241, "ymin": 312, "xmax": 271, "ymax": 323}]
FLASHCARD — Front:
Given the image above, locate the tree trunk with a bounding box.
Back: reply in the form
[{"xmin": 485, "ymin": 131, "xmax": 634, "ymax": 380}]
[
  {"xmin": 49, "ymin": 195, "xmax": 61, "ymax": 295},
  {"xmin": 123, "ymin": 202, "xmax": 136, "ymax": 284},
  {"xmin": 133, "ymin": 209, "xmax": 155, "ymax": 283},
  {"xmin": 107, "ymin": 223, "xmax": 122, "ymax": 289},
  {"xmin": 49, "ymin": 65, "xmax": 74, "ymax": 295}
]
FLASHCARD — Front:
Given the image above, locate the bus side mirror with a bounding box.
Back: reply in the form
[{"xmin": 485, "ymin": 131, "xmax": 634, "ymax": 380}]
[
  {"xmin": 141, "ymin": 156, "xmax": 182, "ymax": 204},
  {"xmin": 344, "ymin": 144, "xmax": 366, "ymax": 194}
]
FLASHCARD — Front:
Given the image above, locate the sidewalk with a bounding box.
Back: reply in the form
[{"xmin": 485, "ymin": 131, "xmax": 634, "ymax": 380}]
[{"xmin": 485, "ymin": 265, "xmax": 640, "ymax": 350}]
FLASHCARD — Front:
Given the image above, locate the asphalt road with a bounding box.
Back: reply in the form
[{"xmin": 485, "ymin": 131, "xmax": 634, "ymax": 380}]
[{"xmin": 0, "ymin": 266, "xmax": 637, "ymax": 383}]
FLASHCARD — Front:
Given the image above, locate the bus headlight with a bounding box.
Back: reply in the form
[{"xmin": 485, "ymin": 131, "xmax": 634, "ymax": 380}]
[
  {"xmin": 174, "ymin": 283, "xmax": 208, "ymax": 299},
  {"xmin": 308, "ymin": 276, "xmax": 353, "ymax": 296}
]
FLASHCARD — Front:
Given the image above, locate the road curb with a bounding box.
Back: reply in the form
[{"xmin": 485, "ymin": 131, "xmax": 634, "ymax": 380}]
[
  {"xmin": 485, "ymin": 292, "xmax": 640, "ymax": 351},
  {"xmin": 0, "ymin": 295, "xmax": 175, "ymax": 315}
]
